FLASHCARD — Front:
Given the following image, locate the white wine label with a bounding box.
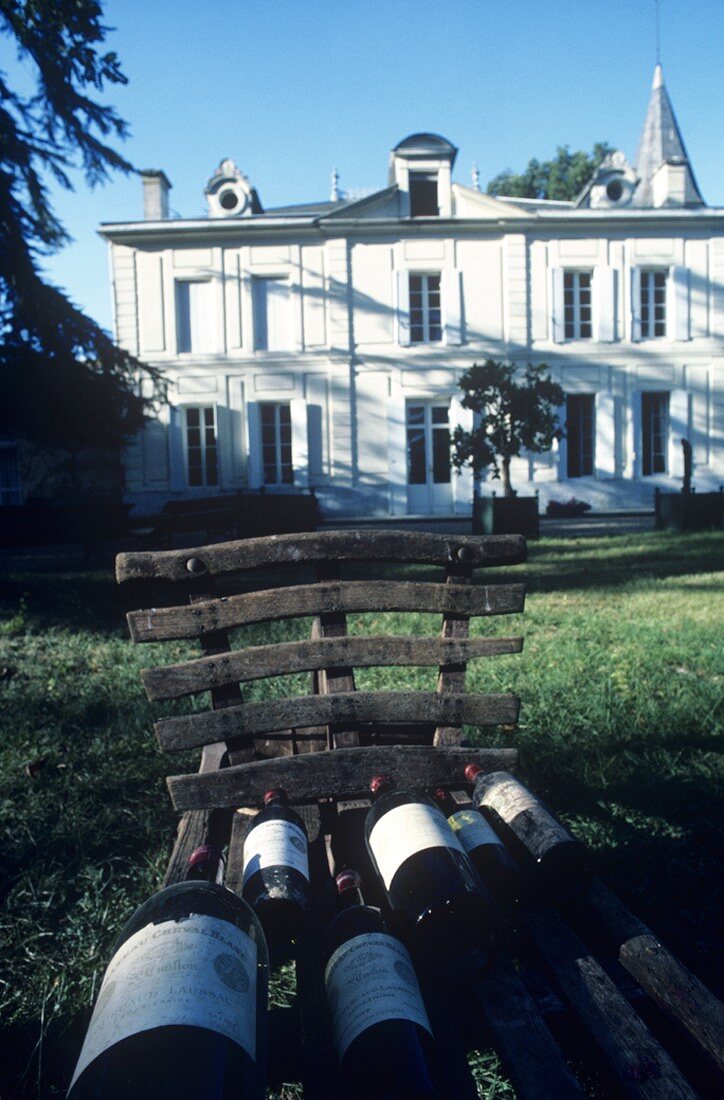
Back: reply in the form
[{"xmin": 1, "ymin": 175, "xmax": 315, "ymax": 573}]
[
  {"xmin": 449, "ymin": 809, "xmax": 504, "ymax": 852},
  {"xmin": 69, "ymin": 914, "xmax": 257, "ymax": 1088},
  {"xmin": 242, "ymin": 818, "xmax": 309, "ymax": 885},
  {"xmin": 480, "ymin": 779, "xmax": 541, "ymax": 821},
  {"xmin": 368, "ymin": 802, "xmax": 464, "ymax": 889},
  {"xmin": 325, "ymin": 932, "xmax": 432, "ymax": 1059}
]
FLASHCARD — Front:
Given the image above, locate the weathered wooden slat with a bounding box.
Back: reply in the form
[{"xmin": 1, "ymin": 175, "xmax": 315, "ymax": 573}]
[
  {"xmin": 126, "ymin": 580, "xmax": 526, "ymax": 643},
  {"xmin": 523, "ymin": 908, "xmax": 698, "ymax": 1100},
  {"xmin": 223, "ymin": 809, "xmax": 254, "ymax": 895},
  {"xmin": 156, "ymin": 691, "xmax": 520, "ymax": 751},
  {"xmin": 309, "ymin": 561, "xmax": 358, "ymax": 750},
  {"xmin": 470, "ymin": 954, "xmax": 587, "ymax": 1100},
  {"xmin": 142, "ymin": 635, "xmax": 524, "ymax": 701},
  {"xmin": 166, "ymin": 744, "xmax": 519, "ymax": 811},
  {"xmin": 584, "ymin": 877, "xmax": 724, "ymax": 1075},
  {"xmin": 435, "ymin": 561, "xmax": 472, "ymax": 747},
  {"xmin": 161, "ymin": 742, "xmax": 227, "ymax": 887},
  {"xmin": 116, "ymin": 530, "xmax": 527, "ymax": 583}
]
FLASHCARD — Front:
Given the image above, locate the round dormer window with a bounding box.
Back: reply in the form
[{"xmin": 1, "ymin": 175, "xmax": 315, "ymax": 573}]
[
  {"xmin": 219, "ymin": 188, "xmax": 240, "ymax": 211},
  {"xmin": 606, "ymin": 179, "xmax": 623, "ymax": 202}
]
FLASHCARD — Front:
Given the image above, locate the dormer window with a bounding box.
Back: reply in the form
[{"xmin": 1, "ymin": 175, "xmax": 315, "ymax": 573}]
[{"xmin": 409, "ymin": 172, "xmax": 439, "ymax": 217}]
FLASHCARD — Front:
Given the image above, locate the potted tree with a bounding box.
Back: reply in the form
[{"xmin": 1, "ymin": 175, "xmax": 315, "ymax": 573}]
[{"xmin": 452, "ymin": 359, "xmax": 564, "ymax": 537}]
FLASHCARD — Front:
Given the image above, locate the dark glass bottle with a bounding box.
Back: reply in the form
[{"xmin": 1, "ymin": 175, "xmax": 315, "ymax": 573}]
[
  {"xmin": 68, "ymin": 850, "xmax": 268, "ymax": 1100},
  {"xmin": 364, "ymin": 775, "xmax": 497, "ymax": 956},
  {"xmin": 432, "ymin": 788, "xmax": 520, "ymax": 909},
  {"xmin": 186, "ymin": 843, "xmax": 225, "ymax": 884},
  {"xmin": 324, "ymin": 870, "xmax": 440, "ymax": 1100},
  {"xmin": 466, "ymin": 765, "xmax": 588, "ymax": 897},
  {"xmin": 241, "ymin": 787, "xmax": 310, "ymax": 965}
]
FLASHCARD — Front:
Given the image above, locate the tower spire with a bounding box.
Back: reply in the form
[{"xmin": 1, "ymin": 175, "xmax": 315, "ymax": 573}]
[{"xmin": 633, "ymin": 64, "xmax": 704, "ymax": 207}]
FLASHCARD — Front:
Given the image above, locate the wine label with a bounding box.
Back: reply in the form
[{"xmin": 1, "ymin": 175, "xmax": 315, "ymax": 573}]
[
  {"xmin": 449, "ymin": 809, "xmax": 504, "ymax": 853},
  {"xmin": 242, "ymin": 818, "xmax": 309, "ymax": 885},
  {"xmin": 480, "ymin": 779, "xmax": 547, "ymax": 822},
  {"xmin": 325, "ymin": 932, "xmax": 432, "ymax": 1059},
  {"xmin": 70, "ymin": 914, "xmax": 257, "ymax": 1088},
  {"xmin": 368, "ymin": 802, "xmax": 464, "ymax": 889}
]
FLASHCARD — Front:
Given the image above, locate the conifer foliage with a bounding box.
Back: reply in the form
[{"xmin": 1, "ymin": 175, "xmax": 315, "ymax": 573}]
[{"xmin": 0, "ymin": 0, "xmax": 160, "ymax": 448}]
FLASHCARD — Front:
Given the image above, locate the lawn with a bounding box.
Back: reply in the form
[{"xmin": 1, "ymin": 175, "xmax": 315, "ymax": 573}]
[{"xmin": 0, "ymin": 530, "xmax": 722, "ymax": 1097}]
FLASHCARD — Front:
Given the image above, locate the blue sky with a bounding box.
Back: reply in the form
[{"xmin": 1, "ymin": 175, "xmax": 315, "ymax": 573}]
[{"xmin": 4, "ymin": 0, "xmax": 724, "ymax": 332}]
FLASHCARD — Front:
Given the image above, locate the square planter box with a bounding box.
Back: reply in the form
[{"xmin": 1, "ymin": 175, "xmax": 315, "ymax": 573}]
[
  {"xmin": 655, "ymin": 490, "xmax": 723, "ymax": 533},
  {"xmin": 473, "ymin": 495, "xmax": 539, "ymax": 538}
]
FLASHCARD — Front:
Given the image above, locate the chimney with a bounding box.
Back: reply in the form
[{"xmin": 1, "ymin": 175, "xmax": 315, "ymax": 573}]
[{"xmin": 141, "ymin": 170, "xmax": 172, "ymax": 220}]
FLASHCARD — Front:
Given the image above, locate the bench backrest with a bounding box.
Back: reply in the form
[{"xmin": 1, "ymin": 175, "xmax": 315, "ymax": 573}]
[{"xmin": 116, "ymin": 529, "xmax": 526, "ymax": 810}]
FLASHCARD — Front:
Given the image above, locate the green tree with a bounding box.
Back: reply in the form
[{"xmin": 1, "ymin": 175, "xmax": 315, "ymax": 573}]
[
  {"xmin": 487, "ymin": 143, "xmax": 612, "ymax": 202},
  {"xmin": 452, "ymin": 360, "xmax": 564, "ymax": 498},
  {"xmin": 0, "ymin": 0, "xmax": 161, "ymax": 452}
]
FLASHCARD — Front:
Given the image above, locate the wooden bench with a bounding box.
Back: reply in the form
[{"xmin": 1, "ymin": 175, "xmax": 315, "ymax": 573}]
[{"xmin": 115, "ymin": 530, "xmax": 724, "ymax": 1099}]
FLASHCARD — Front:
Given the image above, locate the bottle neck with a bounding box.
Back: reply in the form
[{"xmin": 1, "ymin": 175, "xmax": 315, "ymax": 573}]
[
  {"xmin": 263, "ymin": 788, "xmax": 288, "ymax": 808},
  {"xmin": 336, "ymin": 884, "xmax": 365, "ymax": 913},
  {"xmin": 369, "ymin": 774, "xmax": 396, "ymax": 801},
  {"xmin": 432, "ymin": 787, "xmax": 454, "ymax": 816},
  {"xmin": 186, "ymin": 844, "xmax": 224, "ymax": 884}
]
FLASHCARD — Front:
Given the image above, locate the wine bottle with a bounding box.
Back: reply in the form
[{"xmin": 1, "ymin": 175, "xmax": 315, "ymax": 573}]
[
  {"xmin": 466, "ymin": 765, "xmax": 588, "ymax": 897},
  {"xmin": 432, "ymin": 788, "xmax": 520, "ymax": 909},
  {"xmin": 68, "ymin": 851, "xmax": 268, "ymax": 1099},
  {"xmin": 324, "ymin": 869, "xmax": 440, "ymax": 1100},
  {"xmin": 242, "ymin": 787, "xmax": 310, "ymax": 965},
  {"xmin": 364, "ymin": 775, "xmax": 497, "ymax": 956},
  {"xmin": 186, "ymin": 843, "xmax": 225, "ymax": 884}
]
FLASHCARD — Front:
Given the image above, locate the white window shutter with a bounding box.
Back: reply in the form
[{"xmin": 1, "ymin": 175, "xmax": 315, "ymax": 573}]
[
  {"xmin": 290, "ymin": 398, "xmax": 309, "ymax": 487},
  {"xmin": 396, "ymin": 271, "xmax": 410, "ymax": 346},
  {"xmin": 246, "ymin": 402, "xmax": 262, "ymax": 488},
  {"xmin": 595, "ymin": 392, "xmax": 616, "ymax": 478},
  {"xmin": 449, "ymin": 393, "xmax": 473, "ymax": 513},
  {"xmin": 443, "ymin": 269, "xmax": 463, "ymax": 346},
  {"xmin": 593, "ymin": 266, "xmax": 615, "ymax": 342},
  {"xmin": 630, "ymin": 267, "xmax": 642, "ymax": 342},
  {"xmin": 550, "ymin": 267, "xmax": 565, "ymax": 343},
  {"xmin": 668, "ymin": 389, "xmax": 690, "ymax": 477},
  {"xmin": 668, "ymin": 266, "xmax": 690, "ymax": 341}
]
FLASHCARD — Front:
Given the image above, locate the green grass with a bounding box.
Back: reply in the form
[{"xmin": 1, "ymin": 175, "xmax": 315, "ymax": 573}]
[{"xmin": 0, "ymin": 531, "xmax": 722, "ymax": 1097}]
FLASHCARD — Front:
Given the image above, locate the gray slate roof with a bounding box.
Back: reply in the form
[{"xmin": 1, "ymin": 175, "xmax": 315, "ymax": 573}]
[{"xmin": 634, "ymin": 64, "xmax": 704, "ymax": 207}]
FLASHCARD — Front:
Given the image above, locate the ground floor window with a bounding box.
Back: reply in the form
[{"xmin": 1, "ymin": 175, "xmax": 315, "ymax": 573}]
[
  {"xmin": 642, "ymin": 392, "xmax": 669, "ymax": 475},
  {"xmin": 260, "ymin": 402, "xmax": 293, "ymax": 485},
  {"xmin": 566, "ymin": 394, "xmax": 595, "ymax": 477},
  {"xmin": 406, "ymin": 402, "xmax": 450, "ymax": 485},
  {"xmin": 0, "ymin": 445, "xmax": 21, "ymax": 505},
  {"xmin": 184, "ymin": 406, "xmax": 218, "ymax": 487}
]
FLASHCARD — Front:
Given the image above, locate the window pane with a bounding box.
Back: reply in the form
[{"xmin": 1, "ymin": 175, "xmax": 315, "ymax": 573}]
[
  {"xmin": 431, "ymin": 406, "xmax": 449, "ymax": 425},
  {"xmin": 566, "ymin": 394, "xmax": 595, "ymax": 477},
  {"xmin": 642, "ymin": 392, "xmax": 669, "ymax": 475},
  {"xmin": 409, "ymin": 174, "xmax": 439, "ymax": 216},
  {"xmin": 432, "ymin": 426, "xmax": 451, "ymax": 483},
  {"xmin": 176, "ymin": 282, "xmax": 192, "ymax": 353},
  {"xmin": 407, "ymin": 427, "xmax": 426, "ymax": 484}
]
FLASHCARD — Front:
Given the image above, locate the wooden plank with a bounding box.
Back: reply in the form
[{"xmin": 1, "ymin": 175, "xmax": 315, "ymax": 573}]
[
  {"xmin": 142, "ymin": 635, "xmax": 525, "ymax": 701},
  {"xmin": 156, "ymin": 691, "xmax": 521, "ymax": 751},
  {"xmin": 435, "ymin": 561, "xmax": 473, "ymax": 747},
  {"xmin": 127, "ymin": 581, "xmax": 526, "ymax": 643},
  {"xmin": 470, "ymin": 954, "xmax": 587, "ymax": 1100},
  {"xmin": 116, "ymin": 530, "xmax": 527, "ymax": 583},
  {"xmin": 223, "ymin": 808, "xmax": 254, "ymax": 895},
  {"xmin": 523, "ymin": 908, "xmax": 698, "ymax": 1100},
  {"xmin": 166, "ymin": 744, "xmax": 519, "ymax": 811},
  {"xmin": 311, "ymin": 560, "xmax": 358, "ymax": 751},
  {"xmin": 584, "ymin": 877, "xmax": 724, "ymax": 1075},
  {"xmin": 161, "ymin": 742, "xmax": 227, "ymax": 887}
]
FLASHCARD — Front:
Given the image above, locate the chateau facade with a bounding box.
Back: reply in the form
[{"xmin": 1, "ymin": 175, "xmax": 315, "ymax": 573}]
[{"xmin": 100, "ymin": 65, "xmax": 723, "ymax": 518}]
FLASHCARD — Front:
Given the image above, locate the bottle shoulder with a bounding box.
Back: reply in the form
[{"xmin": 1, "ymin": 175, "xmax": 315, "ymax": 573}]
[
  {"xmin": 325, "ymin": 904, "xmax": 388, "ymax": 958},
  {"xmin": 247, "ymin": 804, "xmax": 308, "ymax": 835},
  {"xmin": 365, "ymin": 789, "xmax": 438, "ymax": 831},
  {"xmin": 112, "ymin": 882, "xmax": 265, "ymax": 955}
]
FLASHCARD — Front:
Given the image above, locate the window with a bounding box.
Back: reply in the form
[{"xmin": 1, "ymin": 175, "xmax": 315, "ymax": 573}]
[
  {"xmin": 566, "ymin": 395, "xmax": 595, "ymax": 477},
  {"xmin": 642, "ymin": 392, "xmax": 669, "ymax": 475},
  {"xmin": 184, "ymin": 406, "xmax": 218, "ymax": 487},
  {"xmin": 253, "ymin": 276, "xmax": 292, "ymax": 351},
  {"xmin": 409, "ymin": 273, "xmax": 442, "ymax": 343},
  {"xmin": 406, "ymin": 404, "xmax": 450, "ymax": 485},
  {"xmin": 640, "ymin": 270, "xmax": 667, "ymax": 338},
  {"xmin": 176, "ymin": 280, "xmax": 214, "ymax": 353},
  {"xmin": 409, "ymin": 172, "xmax": 439, "ymax": 217},
  {"xmin": 564, "ymin": 271, "xmax": 592, "ymax": 339},
  {"xmin": 260, "ymin": 402, "xmax": 293, "ymax": 485},
  {"xmin": 0, "ymin": 445, "xmax": 21, "ymax": 505}
]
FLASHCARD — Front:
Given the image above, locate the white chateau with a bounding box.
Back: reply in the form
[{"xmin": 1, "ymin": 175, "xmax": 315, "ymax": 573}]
[{"xmin": 101, "ymin": 65, "xmax": 723, "ymax": 518}]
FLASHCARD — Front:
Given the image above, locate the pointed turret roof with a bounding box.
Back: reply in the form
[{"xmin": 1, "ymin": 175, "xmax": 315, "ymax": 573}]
[{"xmin": 633, "ymin": 64, "xmax": 704, "ymax": 207}]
